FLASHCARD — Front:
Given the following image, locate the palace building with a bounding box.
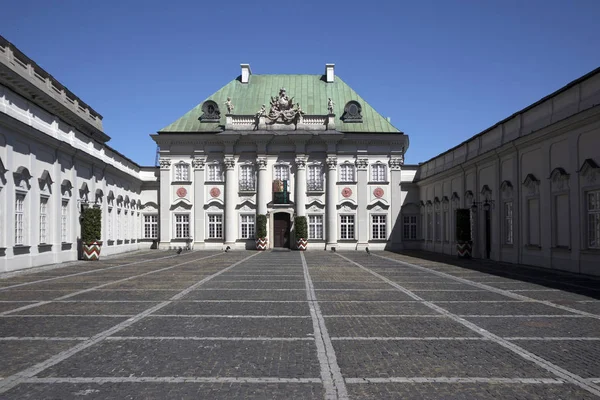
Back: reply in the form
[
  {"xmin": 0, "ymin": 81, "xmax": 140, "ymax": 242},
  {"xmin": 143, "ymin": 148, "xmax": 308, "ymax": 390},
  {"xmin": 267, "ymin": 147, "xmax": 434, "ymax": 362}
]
[{"xmin": 0, "ymin": 35, "xmax": 599, "ymax": 276}]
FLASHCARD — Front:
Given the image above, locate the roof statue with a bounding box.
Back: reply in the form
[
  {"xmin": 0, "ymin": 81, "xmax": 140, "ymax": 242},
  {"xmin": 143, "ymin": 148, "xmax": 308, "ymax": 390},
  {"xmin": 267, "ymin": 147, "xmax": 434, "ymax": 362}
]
[
  {"xmin": 225, "ymin": 97, "xmax": 234, "ymax": 114},
  {"xmin": 267, "ymin": 88, "xmax": 302, "ymax": 123},
  {"xmin": 328, "ymin": 98, "xmax": 335, "ymax": 114},
  {"xmin": 255, "ymin": 104, "xmax": 266, "ymax": 119}
]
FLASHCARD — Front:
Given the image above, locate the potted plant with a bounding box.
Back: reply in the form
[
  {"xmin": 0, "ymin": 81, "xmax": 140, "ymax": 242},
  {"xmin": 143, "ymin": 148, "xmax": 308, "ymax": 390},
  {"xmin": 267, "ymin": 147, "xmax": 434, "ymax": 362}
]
[
  {"xmin": 295, "ymin": 216, "xmax": 308, "ymax": 250},
  {"xmin": 255, "ymin": 214, "xmax": 268, "ymax": 250},
  {"xmin": 455, "ymin": 208, "xmax": 472, "ymax": 258},
  {"xmin": 81, "ymin": 206, "xmax": 102, "ymax": 260}
]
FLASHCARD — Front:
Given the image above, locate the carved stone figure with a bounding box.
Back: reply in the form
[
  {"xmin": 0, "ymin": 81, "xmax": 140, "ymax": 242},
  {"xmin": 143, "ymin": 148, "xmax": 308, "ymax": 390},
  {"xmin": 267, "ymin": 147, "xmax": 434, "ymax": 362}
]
[
  {"xmin": 266, "ymin": 88, "xmax": 302, "ymax": 123},
  {"xmin": 327, "ymin": 98, "xmax": 335, "ymax": 114},
  {"xmin": 159, "ymin": 158, "xmax": 171, "ymax": 169},
  {"xmin": 225, "ymin": 97, "xmax": 234, "ymax": 114}
]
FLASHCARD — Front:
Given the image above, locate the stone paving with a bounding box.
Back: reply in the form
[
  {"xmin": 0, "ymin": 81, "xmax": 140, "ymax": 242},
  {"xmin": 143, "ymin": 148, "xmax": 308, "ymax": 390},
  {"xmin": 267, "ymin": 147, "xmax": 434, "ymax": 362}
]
[{"xmin": 0, "ymin": 249, "xmax": 598, "ymax": 399}]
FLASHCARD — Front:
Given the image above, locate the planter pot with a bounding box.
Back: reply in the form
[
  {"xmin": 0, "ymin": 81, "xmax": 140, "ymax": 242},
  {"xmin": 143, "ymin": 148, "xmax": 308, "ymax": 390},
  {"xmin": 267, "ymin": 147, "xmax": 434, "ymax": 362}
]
[
  {"xmin": 456, "ymin": 241, "xmax": 472, "ymax": 259},
  {"xmin": 255, "ymin": 237, "xmax": 268, "ymax": 251},
  {"xmin": 296, "ymin": 238, "xmax": 307, "ymax": 251},
  {"xmin": 82, "ymin": 241, "xmax": 103, "ymax": 261}
]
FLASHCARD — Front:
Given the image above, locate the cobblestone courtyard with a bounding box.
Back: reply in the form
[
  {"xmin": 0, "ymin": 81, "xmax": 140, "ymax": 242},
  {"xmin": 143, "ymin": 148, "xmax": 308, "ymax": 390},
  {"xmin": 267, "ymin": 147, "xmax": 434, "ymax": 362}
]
[{"xmin": 0, "ymin": 250, "xmax": 598, "ymax": 399}]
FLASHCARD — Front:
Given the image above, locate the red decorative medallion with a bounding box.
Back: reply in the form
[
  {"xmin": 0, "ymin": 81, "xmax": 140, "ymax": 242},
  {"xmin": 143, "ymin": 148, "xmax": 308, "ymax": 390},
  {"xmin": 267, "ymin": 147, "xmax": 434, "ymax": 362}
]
[
  {"xmin": 373, "ymin": 187, "xmax": 384, "ymax": 198},
  {"xmin": 210, "ymin": 187, "xmax": 221, "ymax": 198},
  {"xmin": 176, "ymin": 187, "xmax": 187, "ymax": 198},
  {"xmin": 342, "ymin": 187, "xmax": 352, "ymax": 198}
]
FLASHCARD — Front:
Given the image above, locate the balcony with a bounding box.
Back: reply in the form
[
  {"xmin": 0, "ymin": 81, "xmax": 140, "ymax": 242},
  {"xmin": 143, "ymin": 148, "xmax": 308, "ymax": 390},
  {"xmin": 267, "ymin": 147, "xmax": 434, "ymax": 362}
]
[{"xmin": 273, "ymin": 179, "xmax": 290, "ymax": 204}]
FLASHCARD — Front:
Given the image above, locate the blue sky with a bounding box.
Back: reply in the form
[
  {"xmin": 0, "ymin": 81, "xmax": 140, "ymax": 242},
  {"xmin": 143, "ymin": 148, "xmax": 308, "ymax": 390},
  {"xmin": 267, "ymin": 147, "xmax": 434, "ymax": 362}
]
[{"xmin": 3, "ymin": 0, "xmax": 599, "ymax": 166}]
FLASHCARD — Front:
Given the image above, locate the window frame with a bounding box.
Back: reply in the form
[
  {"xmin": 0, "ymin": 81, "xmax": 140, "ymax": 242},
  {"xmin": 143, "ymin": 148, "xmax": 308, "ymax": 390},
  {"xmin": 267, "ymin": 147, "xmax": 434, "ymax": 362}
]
[
  {"xmin": 504, "ymin": 201, "xmax": 514, "ymax": 245},
  {"xmin": 15, "ymin": 193, "xmax": 26, "ymax": 246},
  {"xmin": 174, "ymin": 162, "xmax": 190, "ymax": 182},
  {"xmin": 239, "ymin": 164, "xmax": 256, "ymax": 192},
  {"xmin": 61, "ymin": 199, "xmax": 69, "ymax": 243},
  {"xmin": 586, "ymin": 189, "xmax": 600, "ymax": 249},
  {"xmin": 174, "ymin": 213, "xmax": 190, "ymax": 239},
  {"xmin": 144, "ymin": 214, "xmax": 159, "ymax": 239},
  {"xmin": 371, "ymin": 214, "xmax": 387, "ymax": 240},
  {"xmin": 207, "ymin": 163, "xmax": 223, "ymax": 182},
  {"xmin": 308, "ymin": 214, "xmax": 324, "ymax": 240},
  {"xmin": 207, "ymin": 213, "xmax": 223, "ymax": 239},
  {"xmin": 307, "ymin": 164, "xmax": 324, "ymax": 191},
  {"xmin": 39, "ymin": 196, "xmax": 49, "ymax": 244},
  {"xmin": 403, "ymin": 215, "xmax": 418, "ymax": 240},
  {"xmin": 339, "ymin": 163, "xmax": 355, "ymax": 183},
  {"xmin": 239, "ymin": 213, "xmax": 256, "ymax": 240},
  {"xmin": 370, "ymin": 163, "xmax": 387, "ymax": 183},
  {"xmin": 339, "ymin": 214, "xmax": 356, "ymax": 240},
  {"xmin": 274, "ymin": 164, "xmax": 290, "ymax": 182}
]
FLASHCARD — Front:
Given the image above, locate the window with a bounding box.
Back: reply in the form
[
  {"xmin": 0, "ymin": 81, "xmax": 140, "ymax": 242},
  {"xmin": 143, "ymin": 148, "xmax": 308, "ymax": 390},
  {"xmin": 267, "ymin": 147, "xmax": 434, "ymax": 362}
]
[
  {"xmin": 308, "ymin": 215, "xmax": 324, "ymax": 240},
  {"xmin": 443, "ymin": 210, "xmax": 449, "ymax": 241},
  {"xmin": 554, "ymin": 194, "xmax": 570, "ymax": 248},
  {"xmin": 175, "ymin": 214, "xmax": 190, "ymax": 238},
  {"xmin": 403, "ymin": 215, "xmax": 417, "ymax": 240},
  {"xmin": 427, "ymin": 212, "xmax": 432, "ymax": 240},
  {"xmin": 340, "ymin": 215, "xmax": 355, "ymax": 240},
  {"xmin": 307, "ymin": 165, "xmax": 323, "ymax": 191},
  {"xmin": 339, "ymin": 163, "xmax": 354, "ymax": 182},
  {"xmin": 434, "ymin": 210, "xmax": 441, "ymax": 242},
  {"xmin": 208, "ymin": 214, "xmax": 223, "ymax": 239},
  {"xmin": 144, "ymin": 215, "xmax": 158, "ymax": 239},
  {"xmin": 15, "ymin": 193, "xmax": 25, "ymax": 245},
  {"xmin": 117, "ymin": 209, "xmax": 122, "ymax": 240},
  {"xmin": 527, "ymin": 198, "xmax": 540, "ymax": 246},
  {"xmin": 504, "ymin": 202, "xmax": 513, "ymax": 245},
  {"xmin": 239, "ymin": 165, "xmax": 255, "ymax": 191},
  {"xmin": 274, "ymin": 164, "xmax": 289, "ymax": 181},
  {"xmin": 371, "ymin": 163, "xmax": 386, "ymax": 182},
  {"xmin": 124, "ymin": 210, "xmax": 129, "ymax": 240},
  {"xmin": 372, "ymin": 215, "xmax": 387, "ymax": 240},
  {"xmin": 108, "ymin": 207, "xmax": 113, "ymax": 240},
  {"xmin": 208, "ymin": 163, "xmax": 223, "ymax": 182},
  {"xmin": 587, "ymin": 190, "xmax": 600, "ymax": 249},
  {"xmin": 61, "ymin": 200, "xmax": 68, "ymax": 242},
  {"xmin": 174, "ymin": 163, "xmax": 190, "ymax": 181},
  {"xmin": 240, "ymin": 214, "xmax": 255, "ymax": 239},
  {"xmin": 39, "ymin": 197, "xmax": 48, "ymax": 243}
]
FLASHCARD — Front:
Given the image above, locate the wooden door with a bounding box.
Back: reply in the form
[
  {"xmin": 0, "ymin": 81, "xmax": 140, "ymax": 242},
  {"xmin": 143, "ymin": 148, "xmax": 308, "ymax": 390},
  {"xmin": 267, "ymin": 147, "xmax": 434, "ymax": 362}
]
[{"xmin": 273, "ymin": 213, "xmax": 290, "ymax": 248}]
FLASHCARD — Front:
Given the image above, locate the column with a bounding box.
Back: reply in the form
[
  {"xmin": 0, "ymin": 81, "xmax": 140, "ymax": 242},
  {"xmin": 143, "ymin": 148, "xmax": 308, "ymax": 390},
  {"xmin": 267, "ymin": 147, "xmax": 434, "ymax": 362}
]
[
  {"xmin": 256, "ymin": 157, "xmax": 268, "ymax": 216},
  {"xmin": 389, "ymin": 156, "xmax": 403, "ymax": 249},
  {"xmin": 158, "ymin": 158, "xmax": 171, "ymax": 248},
  {"xmin": 193, "ymin": 157, "xmax": 206, "ymax": 245},
  {"xmin": 326, "ymin": 156, "xmax": 338, "ymax": 248},
  {"xmin": 356, "ymin": 157, "xmax": 369, "ymax": 247},
  {"xmin": 224, "ymin": 156, "xmax": 237, "ymax": 245},
  {"xmin": 295, "ymin": 156, "xmax": 307, "ymax": 217}
]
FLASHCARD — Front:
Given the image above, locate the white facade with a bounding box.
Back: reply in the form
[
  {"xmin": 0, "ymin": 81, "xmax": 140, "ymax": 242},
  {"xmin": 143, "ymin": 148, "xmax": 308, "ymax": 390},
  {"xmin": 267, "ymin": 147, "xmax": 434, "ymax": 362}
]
[
  {"xmin": 0, "ymin": 37, "xmax": 158, "ymax": 272},
  {"xmin": 411, "ymin": 69, "xmax": 600, "ymax": 276},
  {"xmin": 1, "ymin": 34, "xmax": 599, "ymax": 276}
]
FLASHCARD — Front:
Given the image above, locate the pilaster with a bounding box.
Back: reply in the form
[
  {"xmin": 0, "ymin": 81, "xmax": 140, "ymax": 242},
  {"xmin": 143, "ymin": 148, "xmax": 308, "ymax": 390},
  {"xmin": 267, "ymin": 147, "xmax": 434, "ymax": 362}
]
[
  {"xmin": 326, "ymin": 156, "xmax": 338, "ymax": 247},
  {"xmin": 158, "ymin": 158, "xmax": 171, "ymax": 247},
  {"xmin": 224, "ymin": 156, "xmax": 237, "ymax": 245},
  {"xmin": 389, "ymin": 155, "xmax": 404, "ymax": 249},
  {"xmin": 193, "ymin": 157, "xmax": 206, "ymax": 245},
  {"xmin": 295, "ymin": 156, "xmax": 307, "ymax": 217},
  {"xmin": 256, "ymin": 157, "xmax": 268, "ymax": 216},
  {"xmin": 356, "ymin": 157, "xmax": 369, "ymax": 247}
]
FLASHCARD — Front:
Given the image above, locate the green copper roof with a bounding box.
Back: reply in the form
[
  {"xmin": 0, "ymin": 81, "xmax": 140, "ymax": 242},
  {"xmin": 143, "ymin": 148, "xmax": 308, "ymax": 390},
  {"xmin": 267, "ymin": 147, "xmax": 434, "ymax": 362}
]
[{"xmin": 159, "ymin": 74, "xmax": 401, "ymax": 134}]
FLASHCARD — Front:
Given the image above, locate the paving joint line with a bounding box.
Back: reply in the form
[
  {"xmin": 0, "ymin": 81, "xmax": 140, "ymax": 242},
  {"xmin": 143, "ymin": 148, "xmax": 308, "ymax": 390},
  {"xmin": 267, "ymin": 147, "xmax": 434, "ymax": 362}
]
[
  {"xmin": 0, "ymin": 252, "xmax": 260, "ymax": 395},
  {"xmin": 301, "ymin": 252, "xmax": 348, "ymax": 400},
  {"xmin": 335, "ymin": 253, "xmax": 600, "ymax": 397},
  {"xmin": 22, "ymin": 377, "xmax": 322, "ymax": 384},
  {"xmin": 344, "ymin": 377, "xmax": 565, "ymax": 384},
  {"xmin": 0, "ymin": 252, "xmax": 227, "ymax": 316},
  {"xmin": 373, "ymin": 253, "xmax": 600, "ymax": 319}
]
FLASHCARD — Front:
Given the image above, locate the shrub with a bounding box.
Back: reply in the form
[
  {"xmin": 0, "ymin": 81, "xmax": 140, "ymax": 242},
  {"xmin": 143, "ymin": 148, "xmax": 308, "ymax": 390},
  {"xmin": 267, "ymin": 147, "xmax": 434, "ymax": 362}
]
[
  {"xmin": 256, "ymin": 214, "xmax": 267, "ymax": 238},
  {"xmin": 294, "ymin": 216, "xmax": 308, "ymax": 239},
  {"xmin": 455, "ymin": 208, "xmax": 471, "ymax": 242},
  {"xmin": 81, "ymin": 207, "xmax": 102, "ymax": 243}
]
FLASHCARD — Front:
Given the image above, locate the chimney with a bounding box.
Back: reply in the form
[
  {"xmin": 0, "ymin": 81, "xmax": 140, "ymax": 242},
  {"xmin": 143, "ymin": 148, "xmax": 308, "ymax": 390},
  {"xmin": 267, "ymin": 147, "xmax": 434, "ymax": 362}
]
[
  {"xmin": 325, "ymin": 63, "xmax": 335, "ymax": 83},
  {"xmin": 241, "ymin": 64, "xmax": 252, "ymax": 83}
]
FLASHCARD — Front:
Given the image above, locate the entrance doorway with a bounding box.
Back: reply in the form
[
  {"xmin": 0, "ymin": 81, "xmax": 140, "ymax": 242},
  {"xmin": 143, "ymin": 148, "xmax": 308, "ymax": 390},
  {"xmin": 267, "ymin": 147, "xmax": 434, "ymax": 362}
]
[
  {"xmin": 484, "ymin": 209, "xmax": 491, "ymax": 259},
  {"xmin": 273, "ymin": 213, "xmax": 290, "ymax": 248}
]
